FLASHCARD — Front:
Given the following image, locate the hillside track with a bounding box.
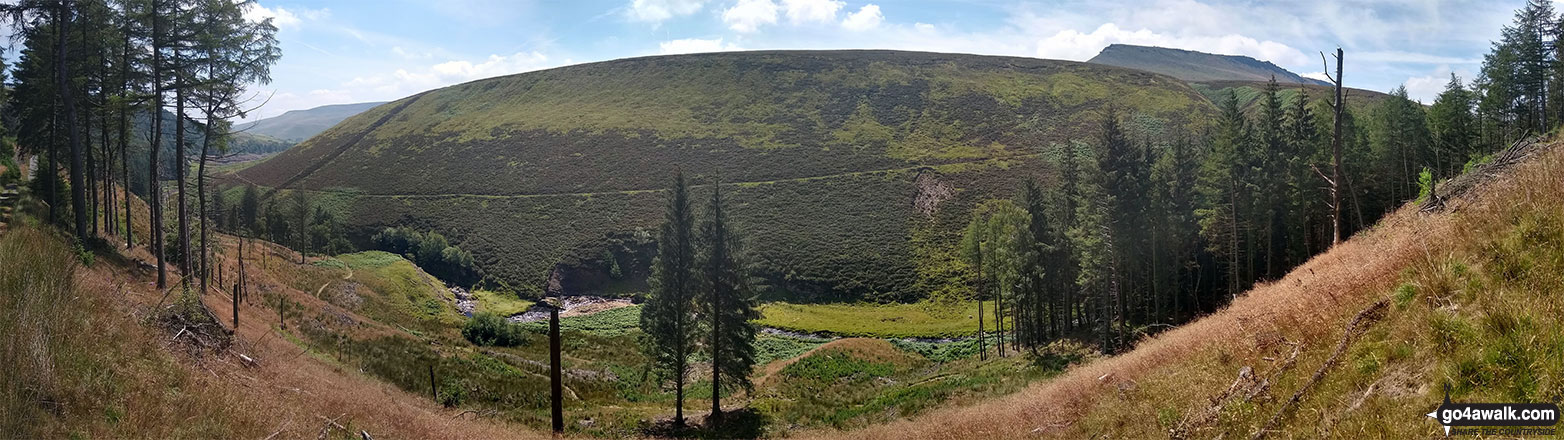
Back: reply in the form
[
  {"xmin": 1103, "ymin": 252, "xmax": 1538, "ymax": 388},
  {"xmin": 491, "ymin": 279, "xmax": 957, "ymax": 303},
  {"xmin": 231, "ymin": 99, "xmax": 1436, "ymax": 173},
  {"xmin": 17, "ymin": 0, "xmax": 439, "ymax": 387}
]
[
  {"xmin": 260, "ymin": 93, "xmax": 428, "ymax": 200},
  {"xmin": 225, "ymin": 151, "xmax": 1046, "ymax": 200}
]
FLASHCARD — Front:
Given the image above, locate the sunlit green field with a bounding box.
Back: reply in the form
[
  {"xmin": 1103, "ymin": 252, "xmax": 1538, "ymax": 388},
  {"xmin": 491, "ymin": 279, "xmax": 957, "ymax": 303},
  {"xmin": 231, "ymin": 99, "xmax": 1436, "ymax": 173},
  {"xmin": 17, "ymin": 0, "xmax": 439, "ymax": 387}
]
[{"xmin": 757, "ymin": 301, "xmax": 998, "ymax": 339}]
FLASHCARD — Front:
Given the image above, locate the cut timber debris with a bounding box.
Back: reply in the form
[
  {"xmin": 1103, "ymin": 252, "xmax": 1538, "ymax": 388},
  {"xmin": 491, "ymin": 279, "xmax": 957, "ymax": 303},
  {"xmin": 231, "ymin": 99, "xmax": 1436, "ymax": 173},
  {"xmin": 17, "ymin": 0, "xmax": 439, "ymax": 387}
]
[
  {"xmin": 1251, "ymin": 298, "xmax": 1389, "ymax": 440},
  {"xmin": 1422, "ymin": 136, "xmax": 1548, "ymax": 213}
]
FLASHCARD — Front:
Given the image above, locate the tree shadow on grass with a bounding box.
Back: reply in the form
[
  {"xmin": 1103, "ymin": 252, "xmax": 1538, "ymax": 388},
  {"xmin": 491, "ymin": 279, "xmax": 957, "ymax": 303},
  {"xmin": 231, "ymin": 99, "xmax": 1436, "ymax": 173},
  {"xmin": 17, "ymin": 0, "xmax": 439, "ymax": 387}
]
[{"xmin": 640, "ymin": 408, "xmax": 769, "ymax": 439}]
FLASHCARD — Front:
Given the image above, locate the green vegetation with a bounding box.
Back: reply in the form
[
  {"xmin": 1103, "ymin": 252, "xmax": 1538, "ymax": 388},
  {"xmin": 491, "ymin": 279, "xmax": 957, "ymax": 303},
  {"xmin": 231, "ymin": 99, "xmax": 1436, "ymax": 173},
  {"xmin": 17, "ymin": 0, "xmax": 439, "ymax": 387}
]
[
  {"xmin": 754, "ymin": 339, "xmax": 1088, "ymax": 430},
  {"xmin": 336, "ymin": 251, "xmax": 463, "ymax": 333},
  {"xmin": 232, "ymin": 51, "xmax": 1216, "ymax": 301},
  {"xmin": 371, "ymin": 226, "xmax": 481, "ymax": 286},
  {"xmin": 755, "ymin": 334, "xmax": 826, "ymax": 364},
  {"xmin": 1088, "ymin": 44, "xmax": 1330, "ymax": 85},
  {"xmin": 757, "ymin": 301, "xmax": 995, "ymax": 339},
  {"xmin": 473, "ymin": 289, "xmax": 533, "ymax": 316},
  {"xmin": 519, "ymin": 305, "xmax": 643, "ymax": 336},
  {"xmin": 461, "ymin": 312, "xmax": 525, "ymax": 347}
]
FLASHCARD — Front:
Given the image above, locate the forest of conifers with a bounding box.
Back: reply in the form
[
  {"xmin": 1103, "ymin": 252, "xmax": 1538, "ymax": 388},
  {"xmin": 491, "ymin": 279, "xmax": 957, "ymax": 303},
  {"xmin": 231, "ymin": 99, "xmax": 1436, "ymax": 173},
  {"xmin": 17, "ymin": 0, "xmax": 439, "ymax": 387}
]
[{"xmin": 970, "ymin": 0, "xmax": 1554, "ymax": 355}]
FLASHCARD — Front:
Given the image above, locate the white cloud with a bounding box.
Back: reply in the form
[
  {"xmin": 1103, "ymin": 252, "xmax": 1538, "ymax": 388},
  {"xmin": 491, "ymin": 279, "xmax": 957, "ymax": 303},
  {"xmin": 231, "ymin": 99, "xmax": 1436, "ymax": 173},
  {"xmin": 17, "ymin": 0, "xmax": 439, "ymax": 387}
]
[
  {"xmin": 658, "ymin": 37, "xmax": 743, "ymax": 54},
  {"xmin": 723, "ymin": 0, "xmax": 779, "ymax": 33},
  {"xmin": 1402, "ymin": 65, "xmax": 1474, "ymax": 103},
  {"xmin": 841, "ymin": 4, "xmax": 882, "ymax": 31},
  {"xmin": 782, "ymin": 0, "xmax": 843, "ymax": 24},
  {"xmin": 1034, "ymin": 23, "xmax": 1308, "ymax": 66},
  {"xmin": 245, "ymin": 4, "xmax": 300, "ymax": 28},
  {"xmin": 626, "ymin": 0, "xmax": 708, "ymax": 23},
  {"xmin": 341, "ymin": 51, "xmax": 560, "ymax": 99},
  {"xmin": 1300, "ymin": 71, "xmax": 1331, "ymax": 82},
  {"xmin": 244, "ymin": 3, "xmax": 327, "ymax": 29}
]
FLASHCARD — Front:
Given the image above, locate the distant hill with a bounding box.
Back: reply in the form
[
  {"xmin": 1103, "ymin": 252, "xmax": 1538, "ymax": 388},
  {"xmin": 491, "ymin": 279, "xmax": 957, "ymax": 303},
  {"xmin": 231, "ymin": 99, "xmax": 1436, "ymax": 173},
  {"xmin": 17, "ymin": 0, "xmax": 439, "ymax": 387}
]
[
  {"xmin": 235, "ymin": 101, "xmax": 387, "ymax": 142},
  {"xmin": 231, "ymin": 50, "xmax": 1218, "ymax": 301},
  {"xmin": 1087, "ymin": 44, "xmax": 1330, "ymax": 86}
]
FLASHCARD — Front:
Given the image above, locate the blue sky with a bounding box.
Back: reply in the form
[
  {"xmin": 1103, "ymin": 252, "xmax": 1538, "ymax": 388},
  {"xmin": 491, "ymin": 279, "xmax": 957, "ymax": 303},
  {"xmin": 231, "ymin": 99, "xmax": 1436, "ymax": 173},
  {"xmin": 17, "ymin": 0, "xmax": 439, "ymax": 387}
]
[{"xmin": 240, "ymin": 0, "xmax": 1522, "ymax": 121}]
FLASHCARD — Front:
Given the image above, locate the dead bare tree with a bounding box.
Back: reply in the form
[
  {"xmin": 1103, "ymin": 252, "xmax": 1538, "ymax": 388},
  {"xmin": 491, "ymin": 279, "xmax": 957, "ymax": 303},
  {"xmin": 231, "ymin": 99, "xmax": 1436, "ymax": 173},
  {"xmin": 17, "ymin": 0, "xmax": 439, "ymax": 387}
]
[{"xmin": 1319, "ymin": 48, "xmax": 1346, "ymax": 244}]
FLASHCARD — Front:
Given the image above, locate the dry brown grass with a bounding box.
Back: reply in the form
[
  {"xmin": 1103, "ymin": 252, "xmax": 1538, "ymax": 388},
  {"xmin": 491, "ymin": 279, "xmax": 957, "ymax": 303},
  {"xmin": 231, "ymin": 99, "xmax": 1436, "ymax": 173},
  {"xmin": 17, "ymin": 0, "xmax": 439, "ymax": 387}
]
[
  {"xmin": 1, "ymin": 215, "xmax": 560, "ymax": 438},
  {"xmin": 799, "ymin": 141, "xmax": 1564, "ymax": 439}
]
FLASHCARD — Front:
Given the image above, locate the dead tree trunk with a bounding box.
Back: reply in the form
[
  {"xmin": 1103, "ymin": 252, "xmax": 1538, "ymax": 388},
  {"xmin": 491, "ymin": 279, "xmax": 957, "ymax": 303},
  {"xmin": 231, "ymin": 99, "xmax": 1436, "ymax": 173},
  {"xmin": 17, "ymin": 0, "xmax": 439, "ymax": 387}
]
[{"xmin": 1323, "ymin": 48, "xmax": 1345, "ymax": 245}]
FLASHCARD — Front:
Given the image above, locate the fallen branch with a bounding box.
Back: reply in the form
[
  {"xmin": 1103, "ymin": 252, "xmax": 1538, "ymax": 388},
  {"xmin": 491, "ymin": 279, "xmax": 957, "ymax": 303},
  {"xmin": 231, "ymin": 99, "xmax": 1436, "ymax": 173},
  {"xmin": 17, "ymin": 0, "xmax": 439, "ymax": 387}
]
[
  {"xmin": 263, "ymin": 419, "xmax": 291, "ymax": 440},
  {"xmin": 317, "ymin": 413, "xmax": 347, "ymax": 440},
  {"xmin": 1251, "ymin": 298, "xmax": 1389, "ymax": 440}
]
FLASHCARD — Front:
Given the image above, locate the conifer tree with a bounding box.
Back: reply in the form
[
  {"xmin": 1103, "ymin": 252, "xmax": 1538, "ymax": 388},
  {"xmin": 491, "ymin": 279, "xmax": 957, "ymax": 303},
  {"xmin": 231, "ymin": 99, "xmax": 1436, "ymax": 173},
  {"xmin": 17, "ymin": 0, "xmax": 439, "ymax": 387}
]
[
  {"xmin": 698, "ymin": 181, "xmax": 758, "ymax": 423},
  {"xmin": 1070, "ymin": 142, "xmax": 1119, "ymax": 354},
  {"xmin": 639, "ymin": 171, "xmax": 698, "ymax": 428},
  {"xmin": 1197, "ymin": 90, "xmax": 1249, "ymax": 298},
  {"xmin": 1429, "ymin": 74, "xmax": 1479, "ymax": 177}
]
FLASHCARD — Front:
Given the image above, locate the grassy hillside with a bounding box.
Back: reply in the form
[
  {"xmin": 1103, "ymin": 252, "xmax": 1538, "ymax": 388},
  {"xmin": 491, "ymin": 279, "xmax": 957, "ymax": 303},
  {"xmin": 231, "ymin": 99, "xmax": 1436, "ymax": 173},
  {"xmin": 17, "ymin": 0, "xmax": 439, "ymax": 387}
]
[
  {"xmin": 236, "ymin": 101, "xmax": 387, "ymax": 142},
  {"xmin": 232, "ymin": 50, "xmax": 1218, "ymax": 300},
  {"xmin": 1088, "ymin": 44, "xmax": 1330, "ymax": 86},
  {"xmin": 1192, "ymin": 80, "xmax": 1393, "ymax": 115},
  {"xmin": 809, "ymin": 138, "xmax": 1564, "ymax": 439}
]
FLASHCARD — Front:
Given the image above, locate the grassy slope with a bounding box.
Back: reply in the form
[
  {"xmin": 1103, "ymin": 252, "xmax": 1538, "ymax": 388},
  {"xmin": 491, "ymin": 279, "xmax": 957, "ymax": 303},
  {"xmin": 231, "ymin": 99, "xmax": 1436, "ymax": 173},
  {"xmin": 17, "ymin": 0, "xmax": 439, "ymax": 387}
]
[
  {"xmin": 757, "ymin": 301, "xmax": 997, "ymax": 338},
  {"xmin": 1086, "ymin": 44, "xmax": 1329, "ymax": 86},
  {"xmin": 1191, "ymin": 80, "xmax": 1393, "ymax": 116},
  {"xmin": 808, "ymin": 139, "xmax": 1564, "ymax": 439},
  {"xmin": 232, "ymin": 50, "xmax": 1217, "ymax": 299},
  {"xmin": 0, "ymin": 213, "xmax": 541, "ymax": 439}
]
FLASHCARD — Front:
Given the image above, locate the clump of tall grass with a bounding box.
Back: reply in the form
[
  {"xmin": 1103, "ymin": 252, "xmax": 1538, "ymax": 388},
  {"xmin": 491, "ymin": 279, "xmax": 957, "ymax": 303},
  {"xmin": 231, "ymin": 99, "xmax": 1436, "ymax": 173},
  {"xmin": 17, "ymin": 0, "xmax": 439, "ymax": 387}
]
[{"xmin": 0, "ymin": 226, "xmax": 78, "ymax": 433}]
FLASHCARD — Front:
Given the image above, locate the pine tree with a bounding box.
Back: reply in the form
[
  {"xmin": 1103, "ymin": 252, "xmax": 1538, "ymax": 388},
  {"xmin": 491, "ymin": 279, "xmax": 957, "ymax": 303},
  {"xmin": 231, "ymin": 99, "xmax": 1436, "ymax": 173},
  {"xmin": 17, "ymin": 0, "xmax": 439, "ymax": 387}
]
[
  {"xmin": 1429, "ymin": 74, "xmax": 1479, "ymax": 177},
  {"xmin": 1284, "ymin": 88, "xmax": 1322, "ymax": 254},
  {"xmin": 1070, "ymin": 142, "xmax": 1119, "ymax": 354},
  {"xmin": 1256, "ymin": 76, "xmax": 1290, "ymax": 279},
  {"xmin": 960, "ymin": 199, "xmax": 1030, "ymax": 357},
  {"xmin": 1046, "ymin": 142, "xmax": 1082, "ymax": 332},
  {"xmin": 698, "ymin": 181, "xmax": 758, "ymax": 423},
  {"xmin": 239, "ymin": 183, "xmax": 260, "ymax": 232},
  {"xmin": 639, "ymin": 171, "xmax": 699, "ymax": 428},
  {"xmin": 289, "ymin": 190, "xmax": 309, "ymax": 262},
  {"xmin": 1197, "ymin": 90, "xmax": 1249, "ymax": 298},
  {"xmin": 1149, "ymin": 134, "xmax": 1199, "ymax": 321},
  {"xmin": 1017, "ymin": 179, "xmax": 1055, "ymax": 347},
  {"xmin": 1093, "ymin": 106, "xmax": 1150, "ymax": 327}
]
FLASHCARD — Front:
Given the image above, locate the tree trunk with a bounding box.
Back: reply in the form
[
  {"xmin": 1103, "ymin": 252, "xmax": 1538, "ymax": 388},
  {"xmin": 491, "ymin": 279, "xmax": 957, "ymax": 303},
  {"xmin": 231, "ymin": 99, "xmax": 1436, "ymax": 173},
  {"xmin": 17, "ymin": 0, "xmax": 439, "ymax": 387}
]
[
  {"xmin": 120, "ymin": 25, "xmax": 132, "ymax": 248},
  {"xmin": 176, "ymin": 87, "xmax": 190, "ymax": 286},
  {"xmin": 1330, "ymin": 48, "xmax": 1344, "ymax": 245},
  {"xmin": 55, "ymin": 2, "xmax": 89, "ymax": 242},
  {"xmin": 149, "ymin": 4, "xmax": 166, "ymax": 289},
  {"xmin": 976, "ymin": 241, "xmax": 985, "ymax": 361}
]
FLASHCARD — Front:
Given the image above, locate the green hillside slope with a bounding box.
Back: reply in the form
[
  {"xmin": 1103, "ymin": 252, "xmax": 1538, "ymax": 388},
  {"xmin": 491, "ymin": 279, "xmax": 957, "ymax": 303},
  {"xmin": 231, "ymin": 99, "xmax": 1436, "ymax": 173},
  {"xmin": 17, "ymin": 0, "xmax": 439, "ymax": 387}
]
[
  {"xmin": 1088, "ymin": 44, "xmax": 1330, "ymax": 86},
  {"xmin": 235, "ymin": 101, "xmax": 387, "ymax": 142},
  {"xmin": 233, "ymin": 50, "xmax": 1219, "ymax": 300}
]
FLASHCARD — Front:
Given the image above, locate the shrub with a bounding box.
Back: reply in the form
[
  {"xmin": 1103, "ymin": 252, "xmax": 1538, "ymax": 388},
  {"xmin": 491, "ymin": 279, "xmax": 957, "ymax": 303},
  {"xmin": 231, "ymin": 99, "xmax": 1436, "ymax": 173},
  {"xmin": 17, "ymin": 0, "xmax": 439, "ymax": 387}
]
[
  {"xmin": 461, "ymin": 312, "xmax": 523, "ymax": 347},
  {"xmin": 372, "ymin": 226, "xmax": 482, "ymax": 286}
]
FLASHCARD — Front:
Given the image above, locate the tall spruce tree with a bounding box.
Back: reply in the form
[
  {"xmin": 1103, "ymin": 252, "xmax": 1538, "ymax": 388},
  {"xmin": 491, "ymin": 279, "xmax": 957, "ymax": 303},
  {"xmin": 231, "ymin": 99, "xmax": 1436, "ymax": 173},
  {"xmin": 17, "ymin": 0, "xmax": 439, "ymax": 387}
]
[
  {"xmin": 1429, "ymin": 74, "xmax": 1479, "ymax": 177},
  {"xmin": 639, "ymin": 171, "xmax": 698, "ymax": 428},
  {"xmin": 698, "ymin": 181, "xmax": 758, "ymax": 423},
  {"xmin": 1017, "ymin": 179, "xmax": 1055, "ymax": 347},
  {"xmin": 1197, "ymin": 90, "xmax": 1249, "ymax": 298},
  {"xmin": 1070, "ymin": 141, "xmax": 1120, "ymax": 354}
]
